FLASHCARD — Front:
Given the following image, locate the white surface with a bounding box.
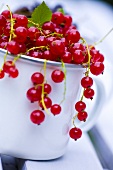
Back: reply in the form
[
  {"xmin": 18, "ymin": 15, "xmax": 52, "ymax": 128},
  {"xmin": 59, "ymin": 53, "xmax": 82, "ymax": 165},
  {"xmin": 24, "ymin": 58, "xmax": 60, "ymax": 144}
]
[
  {"xmin": 0, "ymin": 157, "xmax": 3, "ymax": 170},
  {"xmin": 23, "ymin": 134, "xmax": 103, "ymax": 170}
]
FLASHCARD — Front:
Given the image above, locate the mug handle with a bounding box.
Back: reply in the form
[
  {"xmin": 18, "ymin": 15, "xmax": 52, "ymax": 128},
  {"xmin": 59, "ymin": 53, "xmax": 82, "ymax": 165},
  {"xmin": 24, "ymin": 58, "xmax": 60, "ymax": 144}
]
[{"xmin": 77, "ymin": 79, "xmax": 106, "ymax": 131}]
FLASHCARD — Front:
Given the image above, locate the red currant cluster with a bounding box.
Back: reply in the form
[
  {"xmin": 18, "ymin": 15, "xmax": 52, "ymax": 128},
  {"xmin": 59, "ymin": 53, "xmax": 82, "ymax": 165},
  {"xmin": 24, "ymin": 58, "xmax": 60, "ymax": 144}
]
[
  {"xmin": 27, "ymin": 70, "xmax": 63, "ymax": 124},
  {"xmin": 0, "ymin": 3, "xmax": 105, "ymax": 141},
  {"xmin": 0, "ymin": 60, "xmax": 19, "ymax": 78}
]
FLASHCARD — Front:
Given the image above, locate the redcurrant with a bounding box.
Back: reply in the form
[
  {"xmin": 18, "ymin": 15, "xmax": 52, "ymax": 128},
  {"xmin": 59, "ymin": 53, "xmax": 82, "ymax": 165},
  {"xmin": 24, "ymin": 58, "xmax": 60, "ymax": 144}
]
[
  {"xmin": 51, "ymin": 69, "xmax": 64, "ymax": 83},
  {"xmin": 81, "ymin": 76, "xmax": 93, "ymax": 88},
  {"xmin": 75, "ymin": 101, "xmax": 86, "ymax": 112},
  {"xmin": 77, "ymin": 111, "xmax": 88, "ymax": 121},
  {"xmin": 30, "ymin": 110, "xmax": 45, "ymax": 125},
  {"xmin": 31, "ymin": 72, "xmax": 44, "ymax": 85},
  {"xmin": 51, "ymin": 104, "xmax": 61, "ymax": 115},
  {"xmin": 84, "ymin": 88, "xmax": 94, "ymax": 99},
  {"xmin": 69, "ymin": 127, "xmax": 82, "ymax": 140}
]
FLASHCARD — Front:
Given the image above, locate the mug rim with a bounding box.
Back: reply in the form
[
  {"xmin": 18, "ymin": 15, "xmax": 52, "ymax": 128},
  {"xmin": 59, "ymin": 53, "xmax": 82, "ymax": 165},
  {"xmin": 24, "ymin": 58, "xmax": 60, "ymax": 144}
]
[{"xmin": 0, "ymin": 48, "xmax": 85, "ymax": 69}]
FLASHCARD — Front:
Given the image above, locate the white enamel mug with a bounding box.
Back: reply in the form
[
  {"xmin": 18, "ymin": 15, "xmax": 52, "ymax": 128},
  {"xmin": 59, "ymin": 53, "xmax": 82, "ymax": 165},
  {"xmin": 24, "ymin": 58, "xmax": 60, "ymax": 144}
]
[{"xmin": 0, "ymin": 48, "xmax": 105, "ymax": 160}]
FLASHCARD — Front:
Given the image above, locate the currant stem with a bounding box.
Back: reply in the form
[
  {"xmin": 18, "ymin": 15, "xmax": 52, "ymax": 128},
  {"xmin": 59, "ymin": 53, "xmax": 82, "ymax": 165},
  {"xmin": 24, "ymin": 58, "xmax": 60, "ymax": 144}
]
[
  {"xmin": 72, "ymin": 114, "xmax": 78, "ymax": 127},
  {"xmin": 7, "ymin": 5, "xmax": 14, "ymax": 42},
  {"xmin": 0, "ymin": 50, "xmax": 8, "ymax": 70},
  {"xmin": 60, "ymin": 61, "xmax": 67, "ymax": 105},
  {"xmin": 81, "ymin": 37, "xmax": 91, "ymax": 75},
  {"xmin": 46, "ymin": 32, "xmax": 63, "ymax": 38},
  {"xmin": 80, "ymin": 88, "xmax": 85, "ymax": 101},
  {"xmin": 28, "ymin": 19, "xmax": 39, "ymax": 27},
  {"xmin": 27, "ymin": 46, "xmax": 49, "ymax": 52},
  {"xmin": 92, "ymin": 27, "xmax": 113, "ymax": 47},
  {"xmin": 12, "ymin": 55, "xmax": 21, "ymax": 64},
  {"xmin": 41, "ymin": 59, "xmax": 50, "ymax": 114},
  {"xmin": 35, "ymin": 83, "xmax": 43, "ymax": 89}
]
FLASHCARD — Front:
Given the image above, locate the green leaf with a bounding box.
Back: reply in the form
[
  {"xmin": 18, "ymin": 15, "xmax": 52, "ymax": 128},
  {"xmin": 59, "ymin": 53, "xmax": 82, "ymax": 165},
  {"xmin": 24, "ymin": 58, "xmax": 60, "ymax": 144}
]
[
  {"xmin": 31, "ymin": 1, "xmax": 52, "ymax": 26},
  {"xmin": 57, "ymin": 8, "xmax": 65, "ymax": 14}
]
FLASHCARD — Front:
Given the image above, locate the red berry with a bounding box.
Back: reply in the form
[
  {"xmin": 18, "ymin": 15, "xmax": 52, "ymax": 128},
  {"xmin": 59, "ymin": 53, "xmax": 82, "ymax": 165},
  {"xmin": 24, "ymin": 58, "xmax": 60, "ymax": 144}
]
[
  {"xmin": 63, "ymin": 15, "xmax": 72, "ymax": 27},
  {"xmin": 77, "ymin": 111, "xmax": 88, "ymax": 121},
  {"xmin": 73, "ymin": 50, "xmax": 85, "ymax": 64},
  {"xmin": 3, "ymin": 24, "xmax": 10, "ymax": 36},
  {"xmin": 69, "ymin": 25, "xmax": 77, "ymax": 30},
  {"xmin": 0, "ymin": 14, "xmax": 7, "ymax": 27},
  {"xmin": 44, "ymin": 83, "xmax": 52, "ymax": 94},
  {"xmin": 39, "ymin": 97, "xmax": 52, "ymax": 109},
  {"xmin": 8, "ymin": 66, "xmax": 19, "ymax": 78},
  {"xmin": 69, "ymin": 43, "xmax": 85, "ymax": 53},
  {"xmin": 81, "ymin": 76, "xmax": 93, "ymax": 88},
  {"xmin": 46, "ymin": 36, "xmax": 56, "ymax": 45},
  {"xmin": 61, "ymin": 51, "xmax": 72, "ymax": 63},
  {"xmin": 42, "ymin": 21, "xmax": 55, "ymax": 31},
  {"xmin": 69, "ymin": 127, "xmax": 82, "ymax": 140},
  {"xmin": 36, "ymin": 36, "xmax": 47, "ymax": 46},
  {"xmin": 31, "ymin": 72, "xmax": 44, "ymax": 85},
  {"xmin": 51, "ymin": 104, "xmax": 61, "ymax": 115},
  {"xmin": 98, "ymin": 53, "xmax": 104, "ymax": 62},
  {"xmin": 60, "ymin": 37, "xmax": 68, "ymax": 46},
  {"xmin": 19, "ymin": 43, "xmax": 26, "ymax": 53},
  {"xmin": 27, "ymin": 87, "xmax": 41, "ymax": 102},
  {"xmin": 43, "ymin": 50, "xmax": 52, "ymax": 60},
  {"xmin": 84, "ymin": 88, "xmax": 94, "ymax": 99},
  {"xmin": 0, "ymin": 41, "xmax": 7, "ymax": 49},
  {"xmin": 54, "ymin": 27, "xmax": 63, "ymax": 34},
  {"xmin": 0, "ymin": 35, "xmax": 9, "ymax": 42},
  {"xmin": 50, "ymin": 40, "xmax": 65, "ymax": 56},
  {"xmin": 13, "ymin": 14, "xmax": 28, "ymax": 27},
  {"xmin": 0, "ymin": 70, "xmax": 5, "ymax": 79},
  {"xmin": 7, "ymin": 40, "xmax": 20, "ymax": 55},
  {"xmin": 3, "ymin": 61, "xmax": 15, "ymax": 73},
  {"xmin": 90, "ymin": 50, "xmax": 104, "ymax": 63},
  {"xmin": 75, "ymin": 101, "xmax": 86, "ymax": 112},
  {"xmin": 90, "ymin": 62, "xmax": 104, "ymax": 76},
  {"xmin": 52, "ymin": 12, "xmax": 64, "ymax": 25},
  {"xmin": 51, "ymin": 69, "xmax": 64, "ymax": 83},
  {"xmin": 1, "ymin": 10, "xmax": 10, "ymax": 19},
  {"xmin": 14, "ymin": 26, "xmax": 27, "ymax": 43},
  {"xmin": 0, "ymin": 26, "xmax": 3, "ymax": 35},
  {"xmin": 30, "ymin": 110, "xmax": 45, "ymax": 125},
  {"xmin": 28, "ymin": 26, "xmax": 40, "ymax": 40},
  {"xmin": 30, "ymin": 51, "xmax": 42, "ymax": 59},
  {"xmin": 65, "ymin": 29, "xmax": 80, "ymax": 43},
  {"xmin": 43, "ymin": 29, "xmax": 51, "ymax": 36}
]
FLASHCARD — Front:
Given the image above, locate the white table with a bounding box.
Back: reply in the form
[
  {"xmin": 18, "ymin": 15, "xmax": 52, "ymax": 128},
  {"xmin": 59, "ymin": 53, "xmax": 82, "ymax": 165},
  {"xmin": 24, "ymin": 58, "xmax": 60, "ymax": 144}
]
[{"xmin": 22, "ymin": 134, "xmax": 103, "ymax": 170}]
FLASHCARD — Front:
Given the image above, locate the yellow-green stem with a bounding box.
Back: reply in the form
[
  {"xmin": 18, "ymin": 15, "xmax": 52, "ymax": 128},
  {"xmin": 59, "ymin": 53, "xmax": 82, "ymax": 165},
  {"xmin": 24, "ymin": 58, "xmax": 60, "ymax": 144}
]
[
  {"xmin": 80, "ymin": 88, "xmax": 85, "ymax": 101},
  {"xmin": 28, "ymin": 19, "xmax": 39, "ymax": 27},
  {"xmin": 81, "ymin": 37, "xmax": 91, "ymax": 76},
  {"xmin": 7, "ymin": 5, "xmax": 14, "ymax": 42},
  {"xmin": 41, "ymin": 59, "xmax": 50, "ymax": 114},
  {"xmin": 46, "ymin": 32, "xmax": 63, "ymax": 38},
  {"xmin": 12, "ymin": 55, "xmax": 21, "ymax": 64},
  {"xmin": 72, "ymin": 114, "xmax": 78, "ymax": 127},
  {"xmin": 92, "ymin": 27, "xmax": 113, "ymax": 47},
  {"xmin": 60, "ymin": 61, "xmax": 67, "ymax": 105},
  {"xmin": 27, "ymin": 46, "xmax": 48, "ymax": 53}
]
